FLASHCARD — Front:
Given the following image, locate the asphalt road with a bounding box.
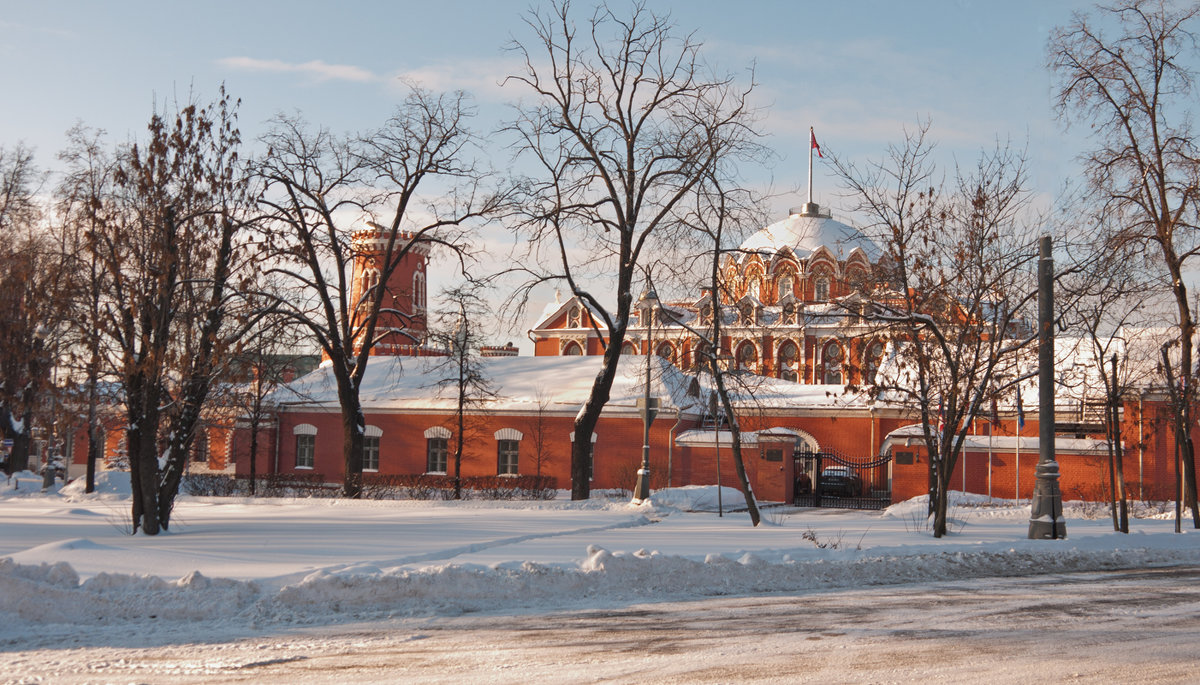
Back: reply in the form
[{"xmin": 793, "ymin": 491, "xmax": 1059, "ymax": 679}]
[{"xmin": 6, "ymin": 566, "xmax": 1200, "ymax": 684}]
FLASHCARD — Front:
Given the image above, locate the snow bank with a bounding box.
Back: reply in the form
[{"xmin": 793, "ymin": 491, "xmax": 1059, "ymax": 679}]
[
  {"xmin": 4, "ymin": 485, "xmax": 1200, "ymax": 646},
  {"xmin": 4, "ymin": 532, "xmax": 1199, "ymax": 635}
]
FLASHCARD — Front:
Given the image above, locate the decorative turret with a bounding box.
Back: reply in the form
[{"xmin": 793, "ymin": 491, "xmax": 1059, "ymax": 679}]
[{"xmin": 349, "ymin": 222, "xmax": 434, "ymax": 357}]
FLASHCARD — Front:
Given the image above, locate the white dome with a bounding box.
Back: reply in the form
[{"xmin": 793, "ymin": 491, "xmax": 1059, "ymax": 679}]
[{"xmin": 739, "ymin": 204, "xmax": 880, "ymax": 262}]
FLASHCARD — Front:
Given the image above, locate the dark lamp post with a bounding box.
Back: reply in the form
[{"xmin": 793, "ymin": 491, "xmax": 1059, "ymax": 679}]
[{"xmin": 1029, "ymin": 235, "xmax": 1066, "ymax": 539}]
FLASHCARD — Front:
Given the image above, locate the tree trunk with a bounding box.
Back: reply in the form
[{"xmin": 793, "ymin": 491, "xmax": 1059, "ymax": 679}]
[
  {"xmin": 341, "ymin": 402, "xmax": 364, "ymax": 499},
  {"xmin": 571, "ymin": 327, "xmax": 626, "ymax": 500},
  {"xmin": 248, "ymin": 413, "xmax": 259, "ymax": 497},
  {"xmin": 711, "ymin": 364, "xmax": 760, "ymax": 526}
]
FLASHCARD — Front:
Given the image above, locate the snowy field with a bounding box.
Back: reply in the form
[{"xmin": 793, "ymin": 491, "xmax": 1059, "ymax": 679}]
[{"xmin": 3, "ymin": 471, "xmax": 1200, "ymax": 682}]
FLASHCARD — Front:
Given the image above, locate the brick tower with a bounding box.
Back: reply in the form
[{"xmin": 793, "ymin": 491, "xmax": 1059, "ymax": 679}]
[{"xmin": 349, "ymin": 222, "xmax": 433, "ymax": 356}]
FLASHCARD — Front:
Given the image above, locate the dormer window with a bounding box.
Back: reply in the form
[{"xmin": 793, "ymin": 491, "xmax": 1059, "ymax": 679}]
[
  {"xmin": 740, "ymin": 303, "xmax": 755, "ymax": 326},
  {"xmin": 782, "ymin": 302, "xmax": 797, "ymax": 326},
  {"xmin": 700, "ymin": 304, "xmax": 713, "ymax": 326}
]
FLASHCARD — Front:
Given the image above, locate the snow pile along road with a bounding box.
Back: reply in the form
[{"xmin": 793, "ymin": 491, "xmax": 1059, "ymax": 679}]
[{"xmin": 2, "ymin": 473, "xmax": 1199, "ymax": 644}]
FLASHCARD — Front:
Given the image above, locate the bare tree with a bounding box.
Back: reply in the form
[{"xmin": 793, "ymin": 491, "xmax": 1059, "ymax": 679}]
[
  {"xmin": 255, "ymin": 87, "xmax": 502, "ymax": 498},
  {"xmin": 504, "ymin": 0, "xmax": 762, "ymax": 499},
  {"xmin": 227, "ymin": 302, "xmax": 311, "ymax": 496},
  {"xmin": 833, "ymin": 125, "xmax": 1043, "ymax": 537},
  {"xmin": 1058, "ymin": 210, "xmax": 1163, "ymax": 532},
  {"xmin": 1049, "ymin": 0, "xmax": 1200, "ymax": 527},
  {"xmin": 427, "ymin": 284, "xmax": 497, "ymax": 499},
  {"xmin": 57, "ymin": 126, "xmax": 119, "ymax": 493},
  {"xmin": 79, "ymin": 90, "xmax": 259, "ymax": 534},
  {"xmin": 0, "ymin": 143, "xmax": 48, "ymax": 474}
]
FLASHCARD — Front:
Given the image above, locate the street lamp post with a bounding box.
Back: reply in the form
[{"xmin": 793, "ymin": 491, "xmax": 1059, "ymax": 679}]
[
  {"xmin": 1029, "ymin": 235, "xmax": 1066, "ymax": 539},
  {"xmin": 633, "ymin": 287, "xmax": 660, "ymax": 504}
]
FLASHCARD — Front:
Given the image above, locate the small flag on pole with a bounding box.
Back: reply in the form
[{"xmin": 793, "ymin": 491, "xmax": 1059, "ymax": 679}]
[{"xmin": 810, "ymin": 127, "xmax": 823, "ymax": 158}]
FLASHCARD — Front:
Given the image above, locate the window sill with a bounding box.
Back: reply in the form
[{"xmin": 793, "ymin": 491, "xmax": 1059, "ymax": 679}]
[{"xmin": 295, "ymin": 466, "xmax": 314, "ymax": 470}]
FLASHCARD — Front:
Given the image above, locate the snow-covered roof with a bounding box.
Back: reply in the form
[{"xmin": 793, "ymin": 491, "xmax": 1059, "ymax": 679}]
[
  {"xmin": 272, "ymin": 354, "xmax": 699, "ymax": 415},
  {"xmin": 693, "ymin": 372, "xmax": 876, "ymax": 411},
  {"xmin": 530, "ymin": 295, "xmax": 608, "ymax": 331},
  {"xmin": 882, "ymin": 424, "xmax": 1107, "ymax": 455},
  {"xmin": 738, "ymin": 211, "xmax": 881, "ymax": 262}
]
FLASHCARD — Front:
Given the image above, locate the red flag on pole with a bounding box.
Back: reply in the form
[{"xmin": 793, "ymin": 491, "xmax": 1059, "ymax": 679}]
[{"xmin": 810, "ymin": 128, "xmax": 823, "ymax": 158}]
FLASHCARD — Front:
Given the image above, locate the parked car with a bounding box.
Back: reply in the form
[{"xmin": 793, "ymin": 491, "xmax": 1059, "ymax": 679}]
[{"xmin": 819, "ymin": 466, "xmax": 864, "ymax": 497}]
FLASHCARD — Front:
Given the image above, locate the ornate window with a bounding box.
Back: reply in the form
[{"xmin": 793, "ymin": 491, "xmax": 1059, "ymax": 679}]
[
  {"xmin": 747, "ymin": 276, "xmax": 761, "ymax": 300},
  {"xmin": 739, "ymin": 303, "xmax": 755, "ymax": 326},
  {"xmin": 815, "ymin": 277, "xmax": 830, "ymax": 302},
  {"xmin": 413, "ymin": 269, "xmax": 426, "ymax": 312},
  {"xmin": 693, "ymin": 341, "xmax": 711, "ymax": 370},
  {"xmin": 656, "ymin": 342, "xmax": 676, "ymax": 364},
  {"xmin": 735, "ymin": 341, "xmax": 757, "ymax": 372},
  {"xmin": 777, "ymin": 273, "xmax": 795, "ymax": 302},
  {"xmin": 822, "ymin": 341, "xmax": 844, "ymax": 384},
  {"xmin": 563, "ymin": 340, "xmax": 584, "ymax": 356},
  {"xmin": 782, "ymin": 302, "xmax": 797, "ymax": 326},
  {"xmin": 621, "ymin": 340, "xmax": 637, "ymax": 355},
  {"xmin": 777, "ymin": 340, "xmax": 799, "ymax": 382},
  {"xmin": 700, "ymin": 304, "xmax": 713, "ymax": 326},
  {"xmin": 864, "ymin": 341, "xmax": 885, "ymax": 385},
  {"xmin": 568, "ymin": 305, "xmax": 582, "ymax": 327}
]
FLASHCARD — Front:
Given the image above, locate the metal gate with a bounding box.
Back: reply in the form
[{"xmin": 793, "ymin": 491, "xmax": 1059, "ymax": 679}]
[{"xmin": 793, "ymin": 449, "xmax": 892, "ymax": 510}]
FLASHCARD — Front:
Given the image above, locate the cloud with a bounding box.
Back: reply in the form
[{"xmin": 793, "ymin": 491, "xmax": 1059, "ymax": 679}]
[
  {"xmin": 388, "ymin": 57, "xmax": 525, "ymax": 101},
  {"xmin": 217, "ymin": 56, "xmax": 377, "ymax": 83}
]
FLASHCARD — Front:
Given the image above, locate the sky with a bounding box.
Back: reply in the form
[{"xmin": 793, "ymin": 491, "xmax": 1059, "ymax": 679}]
[{"xmin": 0, "ymin": 0, "xmax": 1103, "ymax": 345}]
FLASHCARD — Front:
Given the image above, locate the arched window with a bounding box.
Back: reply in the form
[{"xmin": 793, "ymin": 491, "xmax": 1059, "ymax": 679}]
[
  {"xmin": 776, "ymin": 273, "xmax": 795, "ymax": 302},
  {"xmin": 815, "ymin": 276, "xmax": 831, "ymax": 302},
  {"xmin": 621, "ymin": 340, "xmax": 636, "ymax": 355},
  {"xmin": 656, "ymin": 342, "xmax": 676, "ymax": 364},
  {"xmin": 747, "ymin": 276, "xmax": 761, "ymax": 300},
  {"xmin": 413, "ymin": 270, "xmax": 426, "ymax": 312},
  {"xmin": 568, "ymin": 305, "xmax": 581, "ymax": 328},
  {"xmin": 693, "ymin": 341, "xmax": 711, "ymax": 370},
  {"xmin": 563, "ymin": 341, "xmax": 584, "ymax": 356},
  {"xmin": 822, "ymin": 341, "xmax": 844, "ymax": 385},
  {"xmin": 735, "ymin": 341, "xmax": 757, "ymax": 372},
  {"xmin": 700, "ymin": 304, "xmax": 713, "ymax": 326},
  {"xmin": 864, "ymin": 341, "xmax": 885, "ymax": 385},
  {"xmin": 777, "ymin": 340, "xmax": 799, "ymax": 382}
]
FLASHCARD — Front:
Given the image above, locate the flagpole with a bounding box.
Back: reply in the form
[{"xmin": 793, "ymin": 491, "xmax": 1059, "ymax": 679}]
[{"xmin": 808, "ymin": 127, "xmax": 814, "ymax": 206}]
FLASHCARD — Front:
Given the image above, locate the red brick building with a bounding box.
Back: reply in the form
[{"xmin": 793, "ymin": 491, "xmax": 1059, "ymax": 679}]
[{"xmin": 58, "ymin": 203, "xmax": 1188, "ymax": 505}]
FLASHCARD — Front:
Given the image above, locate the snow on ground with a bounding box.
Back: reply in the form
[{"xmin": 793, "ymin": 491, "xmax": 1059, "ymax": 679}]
[{"xmin": 2, "ymin": 470, "xmax": 1200, "ymax": 652}]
